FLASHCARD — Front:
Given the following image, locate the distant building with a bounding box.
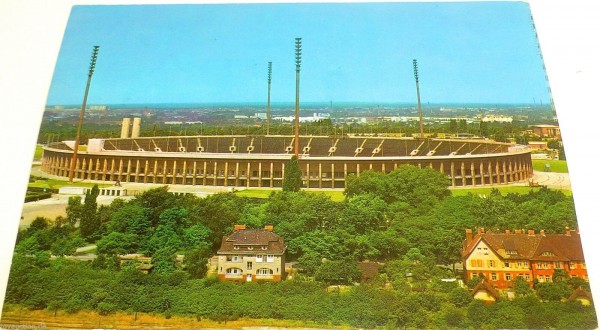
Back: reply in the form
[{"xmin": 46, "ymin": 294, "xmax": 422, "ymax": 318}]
[
  {"xmin": 217, "ymin": 225, "xmax": 286, "ymax": 282},
  {"xmin": 527, "ymin": 141, "xmax": 548, "ymax": 150},
  {"xmin": 531, "ymin": 124, "xmax": 561, "ymax": 139},
  {"xmin": 480, "ymin": 114, "xmax": 513, "ymax": 123},
  {"xmin": 462, "ymin": 228, "xmax": 588, "ymax": 290}
]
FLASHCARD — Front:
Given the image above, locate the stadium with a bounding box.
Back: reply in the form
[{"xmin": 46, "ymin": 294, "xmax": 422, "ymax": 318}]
[{"xmin": 40, "ymin": 134, "xmax": 533, "ymax": 189}]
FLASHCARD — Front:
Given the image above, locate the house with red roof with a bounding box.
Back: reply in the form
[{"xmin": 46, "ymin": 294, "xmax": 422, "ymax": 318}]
[
  {"xmin": 462, "ymin": 228, "xmax": 587, "ymax": 290},
  {"xmin": 217, "ymin": 225, "xmax": 286, "ymax": 282}
]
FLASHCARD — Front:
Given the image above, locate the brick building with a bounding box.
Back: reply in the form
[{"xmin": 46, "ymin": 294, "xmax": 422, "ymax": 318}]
[{"xmin": 462, "ymin": 228, "xmax": 587, "ymax": 290}]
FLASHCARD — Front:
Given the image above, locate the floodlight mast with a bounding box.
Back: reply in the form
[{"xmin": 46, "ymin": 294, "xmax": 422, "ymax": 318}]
[
  {"xmin": 413, "ymin": 59, "xmax": 424, "ymax": 138},
  {"xmin": 267, "ymin": 62, "xmax": 272, "ymax": 135},
  {"xmin": 69, "ymin": 46, "xmax": 99, "ymax": 183},
  {"xmin": 294, "ymin": 38, "xmax": 302, "ymax": 157}
]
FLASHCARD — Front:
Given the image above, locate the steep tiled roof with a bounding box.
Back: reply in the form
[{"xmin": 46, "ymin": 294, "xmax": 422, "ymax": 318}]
[
  {"xmin": 218, "ymin": 228, "xmax": 285, "ymax": 255},
  {"xmin": 471, "ymin": 280, "xmax": 500, "ymax": 299},
  {"xmin": 463, "ymin": 229, "xmax": 584, "ymax": 262}
]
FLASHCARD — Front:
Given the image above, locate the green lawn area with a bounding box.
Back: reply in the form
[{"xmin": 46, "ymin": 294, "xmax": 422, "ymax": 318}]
[
  {"xmin": 235, "ymin": 189, "xmax": 346, "ymax": 202},
  {"xmin": 33, "ymin": 145, "xmax": 44, "ymax": 160},
  {"xmin": 451, "ymin": 185, "xmax": 571, "ymax": 197},
  {"xmin": 28, "ymin": 178, "xmax": 111, "ymax": 190},
  {"xmin": 532, "ymin": 159, "xmax": 569, "ymax": 173}
]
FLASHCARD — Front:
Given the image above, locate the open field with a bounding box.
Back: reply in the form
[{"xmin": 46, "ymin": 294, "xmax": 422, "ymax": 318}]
[
  {"xmin": 1, "ymin": 305, "xmax": 343, "ymax": 330},
  {"xmin": 532, "ymin": 159, "xmax": 569, "ymax": 173},
  {"xmin": 235, "ymin": 189, "xmax": 345, "ymax": 202},
  {"xmin": 33, "ymin": 144, "xmax": 44, "ymax": 160},
  {"xmin": 28, "ymin": 178, "xmax": 111, "ymax": 190}
]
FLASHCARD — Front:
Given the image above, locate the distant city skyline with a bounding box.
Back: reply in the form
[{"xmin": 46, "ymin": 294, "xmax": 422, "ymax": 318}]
[{"xmin": 47, "ymin": 2, "xmax": 551, "ymax": 106}]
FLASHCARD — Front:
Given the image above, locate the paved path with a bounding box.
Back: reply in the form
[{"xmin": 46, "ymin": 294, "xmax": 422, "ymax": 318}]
[{"xmin": 531, "ymin": 171, "xmax": 571, "ymax": 190}]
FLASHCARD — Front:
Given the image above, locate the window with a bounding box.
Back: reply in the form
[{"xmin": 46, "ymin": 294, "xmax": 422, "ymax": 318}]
[
  {"xmin": 247, "ymin": 262, "xmax": 253, "ymax": 270},
  {"xmin": 505, "ymin": 273, "xmax": 512, "ymax": 281},
  {"xmin": 489, "ymin": 260, "xmax": 495, "ymax": 268},
  {"xmin": 541, "ymin": 251, "xmax": 555, "ymax": 256},
  {"xmin": 256, "ymin": 255, "xmax": 263, "ymax": 262},
  {"xmin": 261, "ymin": 246, "xmax": 267, "ymax": 250},
  {"xmin": 554, "ymin": 262, "xmax": 562, "ymax": 269},
  {"xmin": 504, "ymin": 261, "xmax": 510, "ymax": 268},
  {"xmin": 524, "ymin": 261, "xmax": 529, "ymax": 268},
  {"xmin": 477, "ymin": 247, "xmax": 482, "ymax": 254},
  {"xmin": 569, "ymin": 262, "xmax": 576, "ymax": 269},
  {"xmin": 267, "ymin": 255, "xmax": 274, "ymax": 262},
  {"xmin": 545, "ymin": 275, "xmax": 551, "ymax": 282},
  {"xmin": 232, "ymin": 255, "xmax": 240, "ymax": 262},
  {"xmin": 491, "ymin": 273, "xmax": 497, "ymax": 281},
  {"xmin": 226, "ymin": 268, "xmax": 242, "ymax": 274},
  {"xmin": 234, "ymin": 246, "xmax": 239, "ymax": 250},
  {"xmin": 543, "ymin": 262, "xmax": 549, "ymax": 269},
  {"xmin": 525, "ymin": 274, "xmax": 530, "ymax": 281},
  {"xmin": 257, "ymin": 268, "xmax": 274, "ymax": 275},
  {"xmin": 247, "ymin": 246, "xmax": 253, "ymax": 250},
  {"xmin": 483, "ymin": 247, "xmax": 489, "ymax": 255},
  {"xmin": 538, "ymin": 275, "xmax": 544, "ymax": 282},
  {"xmin": 518, "ymin": 274, "xmax": 523, "ymax": 280}
]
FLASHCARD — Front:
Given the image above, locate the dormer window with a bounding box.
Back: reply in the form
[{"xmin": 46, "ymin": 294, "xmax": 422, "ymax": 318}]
[
  {"xmin": 234, "ymin": 246, "xmax": 239, "ymax": 250},
  {"xmin": 506, "ymin": 250, "xmax": 517, "ymax": 255},
  {"xmin": 247, "ymin": 246, "xmax": 253, "ymax": 250},
  {"xmin": 261, "ymin": 246, "xmax": 267, "ymax": 250},
  {"xmin": 541, "ymin": 251, "xmax": 555, "ymax": 257}
]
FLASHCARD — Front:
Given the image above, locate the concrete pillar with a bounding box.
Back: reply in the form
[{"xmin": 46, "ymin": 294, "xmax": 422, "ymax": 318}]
[
  {"xmin": 258, "ymin": 162, "xmax": 262, "ymax": 187},
  {"xmin": 331, "ymin": 163, "xmax": 335, "ymax": 188},
  {"xmin": 87, "ymin": 158, "xmax": 94, "ymax": 180},
  {"xmin": 203, "ymin": 161, "xmax": 208, "ymax": 186},
  {"xmin": 213, "ymin": 161, "xmax": 218, "ymax": 186},
  {"xmin": 182, "ymin": 161, "xmax": 188, "ymax": 185},
  {"xmin": 488, "ymin": 162, "xmax": 493, "ymax": 185},
  {"xmin": 356, "ymin": 163, "xmax": 360, "ymax": 177},
  {"xmin": 117, "ymin": 159, "xmax": 124, "ymax": 182},
  {"xmin": 134, "ymin": 160, "xmax": 140, "ymax": 183},
  {"xmin": 270, "ymin": 162, "xmax": 274, "ymax": 188},
  {"xmin": 235, "ymin": 162, "xmax": 240, "ymax": 187},
  {"xmin": 461, "ymin": 162, "xmax": 466, "ymax": 186},
  {"xmin": 470, "ymin": 162, "xmax": 476, "ymax": 187},
  {"xmin": 102, "ymin": 159, "xmax": 108, "ymax": 181},
  {"xmin": 172, "ymin": 160, "xmax": 178, "ymax": 184},
  {"xmin": 224, "ymin": 162, "xmax": 229, "ymax": 187},
  {"xmin": 246, "ymin": 162, "xmax": 251, "ymax": 188},
  {"xmin": 95, "ymin": 159, "xmax": 101, "ymax": 180},
  {"xmin": 509, "ymin": 162, "xmax": 514, "ymax": 182},
  {"xmin": 479, "ymin": 162, "xmax": 485, "ymax": 185},
  {"xmin": 153, "ymin": 160, "xmax": 158, "ymax": 184},
  {"xmin": 439, "ymin": 162, "xmax": 444, "ymax": 175},
  {"xmin": 318, "ymin": 163, "xmax": 322, "ymax": 189},
  {"xmin": 162, "ymin": 160, "xmax": 167, "ymax": 184},
  {"xmin": 495, "ymin": 160, "xmax": 501, "ymax": 184},
  {"xmin": 451, "ymin": 161, "xmax": 456, "ymax": 187},
  {"xmin": 126, "ymin": 159, "xmax": 132, "ymax": 183},
  {"xmin": 502, "ymin": 160, "xmax": 507, "ymax": 183},
  {"xmin": 79, "ymin": 158, "xmax": 85, "ymax": 179},
  {"xmin": 192, "ymin": 161, "xmax": 198, "ymax": 185},
  {"xmin": 109, "ymin": 159, "xmax": 116, "ymax": 181},
  {"xmin": 143, "ymin": 160, "xmax": 149, "ymax": 183}
]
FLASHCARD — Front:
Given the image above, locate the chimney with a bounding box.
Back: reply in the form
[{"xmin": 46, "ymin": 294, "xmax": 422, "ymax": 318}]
[
  {"xmin": 477, "ymin": 227, "xmax": 484, "ymax": 235},
  {"xmin": 540, "ymin": 230, "xmax": 546, "ymax": 236},
  {"xmin": 528, "ymin": 230, "xmax": 535, "ymax": 236},
  {"xmin": 565, "ymin": 227, "xmax": 571, "ymax": 236},
  {"xmin": 515, "ymin": 229, "xmax": 522, "ymax": 234},
  {"xmin": 234, "ymin": 224, "xmax": 246, "ymax": 231},
  {"xmin": 264, "ymin": 225, "xmax": 273, "ymax": 232},
  {"xmin": 466, "ymin": 229, "xmax": 473, "ymax": 245},
  {"xmin": 505, "ymin": 230, "xmax": 510, "ymax": 234}
]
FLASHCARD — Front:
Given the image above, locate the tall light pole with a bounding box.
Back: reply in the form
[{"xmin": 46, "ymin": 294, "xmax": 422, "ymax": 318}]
[
  {"xmin": 267, "ymin": 62, "xmax": 272, "ymax": 135},
  {"xmin": 294, "ymin": 38, "xmax": 302, "ymax": 157},
  {"xmin": 413, "ymin": 59, "xmax": 424, "ymax": 139},
  {"xmin": 69, "ymin": 46, "xmax": 100, "ymax": 183}
]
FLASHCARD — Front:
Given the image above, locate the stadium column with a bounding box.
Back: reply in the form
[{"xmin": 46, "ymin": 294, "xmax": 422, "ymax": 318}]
[
  {"xmin": 369, "ymin": 163, "xmax": 373, "ymax": 170},
  {"xmin": 172, "ymin": 161, "xmax": 178, "ymax": 184},
  {"xmin": 109, "ymin": 159, "xmax": 116, "ymax": 181},
  {"xmin": 258, "ymin": 162, "xmax": 262, "ymax": 187},
  {"xmin": 246, "ymin": 162, "xmax": 251, "ymax": 188},
  {"xmin": 470, "ymin": 162, "xmax": 476, "ymax": 187},
  {"xmin": 356, "ymin": 163, "xmax": 360, "ymax": 177},
  {"xmin": 102, "ymin": 159, "xmax": 108, "ymax": 181},
  {"xmin": 306, "ymin": 163, "xmax": 310, "ymax": 185},
  {"xmin": 126, "ymin": 159, "xmax": 132, "ymax": 183},
  {"xmin": 343, "ymin": 163, "xmax": 348, "ymax": 187},
  {"xmin": 461, "ymin": 162, "xmax": 466, "ymax": 186},
  {"xmin": 213, "ymin": 161, "xmax": 218, "ymax": 186},
  {"xmin": 135, "ymin": 160, "xmax": 140, "ymax": 183},
  {"xmin": 192, "ymin": 161, "xmax": 198, "ymax": 185},
  {"xmin": 479, "ymin": 162, "xmax": 485, "ymax": 185},
  {"xmin": 224, "ymin": 161, "xmax": 229, "ymax": 187},
  {"xmin": 270, "ymin": 162, "xmax": 274, "ymax": 188},
  {"xmin": 203, "ymin": 161, "xmax": 208, "ymax": 186},
  {"xmin": 182, "ymin": 161, "xmax": 187, "ymax": 185},
  {"xmin": 162, "ymin": 160, "xmax": 167, "ymax": 184},
  {"xmin": 144, "ymin": 160, "xmax": 149, "ymax": 183},
  {"xmin": 508, "ymin": 161, "xmax": 514, "ymax": 182},
  {"xmin": 95, "ymin": 159, "xmax": 101, "ymax": 180},
  {"xmin": 118, "ymin": 159, "xmax": 124, "ymax": 182},
  {"xmin": 450, "ymin": 162, "xmax": 456, "ymax": 187},
  {"xmin": 502, "ymin": 160, "xmax": 507, "ymax": 183},
  {"xmin": 235, "ymin": 162, "xmax": 240, "ymax": 187},
  {"xmin": 318, "ymin": 163, "xmax": 322, "ymax": 189},
  {"xmin": 331, "ymin": 163, "xmax": 335, "ymax": 188},
  {"xmin": 87, "ymin": 158, "xmax": 94, "ymax": 180},
  {"xmin": 518, "ymin": 159, "xmax": 524, "ymax": 181},
  {"xmin": 488, "ymin": 162, "xmax": 493, "ymax": 185},
  {"xmin": 495, "ymin": 160, "xmax": 501, "ymax": 184},
  {"xmin": 59, "ymin": 157, "xmax": 64, "ymax": 176},
  {"xmin": 439, "ymin": 162, "xmax": 444, "ymax": 175},
  {"xmin": 80, "ymin": 159, "xmax": 85, "ymax": 179},
  {"xmin": 281, "ymin": 162, "xmax": 285, "ymax": 186}
]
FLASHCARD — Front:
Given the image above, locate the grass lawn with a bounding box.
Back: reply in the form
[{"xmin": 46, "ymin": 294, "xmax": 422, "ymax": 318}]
[
  {"xmin": 532, "ymin": 159, "xmax": 569, "ymax": 173},
  {"xmin": 235, "ymin": 189, "xmax": 345, "ymax": 202},
  {"xmin": 28, "ymin": 178, "xmax": 111, "ymax": 190},
  {"xmin": 451, "ymin": 185, "xmax": 572, "ymax": 197}
]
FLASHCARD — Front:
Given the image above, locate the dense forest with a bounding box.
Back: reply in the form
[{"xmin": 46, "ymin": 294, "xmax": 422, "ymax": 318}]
[{"xmin": 4, "ymin": 165, "xmax": 596, "ymax": 328}]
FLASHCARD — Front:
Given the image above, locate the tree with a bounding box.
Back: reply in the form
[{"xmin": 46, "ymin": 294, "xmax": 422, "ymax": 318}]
[
  {"xmin": 66, "ymin": 196, "xmax": 83, "ymax": 228},
  {"xmin": 314, "ymin": 259, "xmax": 361, "ymax": 285},
  {"xmin": 184, "ymin": 243, "xmax": 212, "ymax": 278},
  {"xmin": 282, "ymin": 155, "xmax": 302, "ymax": 192},
  {"xmin": 80, "ymin": 184, "xmax": 100, "ymax": 241}
]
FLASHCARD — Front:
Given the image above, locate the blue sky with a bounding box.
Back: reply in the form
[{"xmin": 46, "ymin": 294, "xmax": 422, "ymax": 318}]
[{"xmin": 46, "ymin": 2, "xmax": 550, "ymax": 105}]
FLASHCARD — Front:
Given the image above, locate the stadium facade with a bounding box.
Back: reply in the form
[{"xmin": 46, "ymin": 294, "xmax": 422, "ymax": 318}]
[{"xmin": 41, "ymin": 135, "xmax": 533, "ymax": 188}]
